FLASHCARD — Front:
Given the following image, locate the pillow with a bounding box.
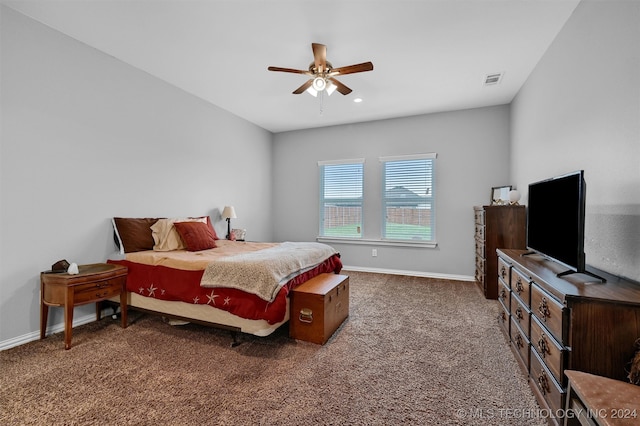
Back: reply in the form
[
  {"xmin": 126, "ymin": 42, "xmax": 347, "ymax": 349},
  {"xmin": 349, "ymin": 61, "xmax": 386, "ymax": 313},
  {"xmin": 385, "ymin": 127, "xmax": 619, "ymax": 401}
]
[
  {"xmin": 112, "ymin": 218, "xmax": 160, "ymax": 254},
  {"xmin": 191, "ymin": 216, "xmax": 219, "ymax": 240},
  {"xmin": 173, "ymin": 221, "xmax": 217, "ymax": 251},
  {"xmin": 151, "ymin": 217, "xmax": 207, "ymax": 251}
]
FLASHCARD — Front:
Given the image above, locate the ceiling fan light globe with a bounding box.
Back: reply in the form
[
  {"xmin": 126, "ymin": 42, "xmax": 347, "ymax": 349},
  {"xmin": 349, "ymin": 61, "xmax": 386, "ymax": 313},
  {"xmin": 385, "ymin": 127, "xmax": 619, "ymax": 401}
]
[
  {"xmin": 312, "ymin": 77, "xmax": 326, "ymax": 91},
  {"xmin": 305, "ymin": 86, "xmax": 318, "ymax": 97}
]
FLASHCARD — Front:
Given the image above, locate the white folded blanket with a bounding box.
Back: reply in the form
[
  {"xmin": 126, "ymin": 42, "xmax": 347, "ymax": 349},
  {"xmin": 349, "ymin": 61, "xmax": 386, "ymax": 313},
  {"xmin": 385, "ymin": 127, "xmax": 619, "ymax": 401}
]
[{"xmin": 200, "ymin": 242, "xmax": 337, "ymax": 302}]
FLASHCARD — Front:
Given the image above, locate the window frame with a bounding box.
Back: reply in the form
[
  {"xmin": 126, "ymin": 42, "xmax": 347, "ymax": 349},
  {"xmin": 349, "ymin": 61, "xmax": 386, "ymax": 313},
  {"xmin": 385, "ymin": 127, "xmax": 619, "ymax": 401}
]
[
  {"xmin": 317, "ymin": 158, "xmax": 365, "ymax": 240},
  {"xmin": 380, "ymin": 153, "xmax": 437, "ymax": 244}
]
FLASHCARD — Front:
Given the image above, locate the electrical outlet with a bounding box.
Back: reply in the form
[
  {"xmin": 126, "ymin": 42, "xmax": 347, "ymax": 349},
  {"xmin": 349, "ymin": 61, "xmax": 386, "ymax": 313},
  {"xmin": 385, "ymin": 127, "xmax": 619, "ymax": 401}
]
[{"xmin": 372, "ymin": 248, "xmax": 377, "ymax": 257}]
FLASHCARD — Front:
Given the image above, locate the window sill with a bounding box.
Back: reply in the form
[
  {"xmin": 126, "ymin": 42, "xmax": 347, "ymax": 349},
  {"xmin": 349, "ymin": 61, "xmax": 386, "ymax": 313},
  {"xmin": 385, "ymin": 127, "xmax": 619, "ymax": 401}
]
[{"xmin": 316, "ymin": 237, "xmax": 437, "ymax": 249}]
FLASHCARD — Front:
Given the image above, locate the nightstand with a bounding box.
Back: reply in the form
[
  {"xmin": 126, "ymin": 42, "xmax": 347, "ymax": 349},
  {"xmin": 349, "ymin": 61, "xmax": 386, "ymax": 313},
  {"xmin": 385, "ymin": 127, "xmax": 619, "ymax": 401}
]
[{"xmin": 40, "ymin": 263, "xmax": 128, "ymax": 349}]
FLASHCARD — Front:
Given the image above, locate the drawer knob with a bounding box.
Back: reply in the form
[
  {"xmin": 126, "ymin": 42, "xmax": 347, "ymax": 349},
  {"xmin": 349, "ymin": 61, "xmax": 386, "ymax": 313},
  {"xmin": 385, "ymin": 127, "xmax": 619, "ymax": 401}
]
[
  {"xmin": 537, "ymin": 334, "xmax": 551, "ymax": 358},
  {"xmin": 499, "ymin": 289, "xmax": 507, "ymax": 300},
  {"xmin": 498, "ymin": 311, "xmax": 506, "ymax": 324},
  {"xmin": 537, "ymin": 370, "xmax": 550, "ymax": 395},
  {"xmin": 515, "ymin": 279, "xmax": 524, "ymax": 295},
  {"xmin": 500, "ymin": 266, "xmax": 507, "ymax": 279},
  {"xmin": 515, "ymin": 307, "xmax": 524, "ymax": 322},
  {"xmin": 538, "ymin": 297, "xmax": 551, "ymax": 322},
  {"xmin": 515, "ymin": 333, "xmax": 524, "ymax": 349}
]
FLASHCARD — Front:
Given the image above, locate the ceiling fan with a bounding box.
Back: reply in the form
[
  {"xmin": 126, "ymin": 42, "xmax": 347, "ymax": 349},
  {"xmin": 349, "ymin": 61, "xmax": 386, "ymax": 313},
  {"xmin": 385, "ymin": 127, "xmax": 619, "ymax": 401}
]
[{"xmin": 268, "ymin": 43, "xmax": 373, "ymax": 97}]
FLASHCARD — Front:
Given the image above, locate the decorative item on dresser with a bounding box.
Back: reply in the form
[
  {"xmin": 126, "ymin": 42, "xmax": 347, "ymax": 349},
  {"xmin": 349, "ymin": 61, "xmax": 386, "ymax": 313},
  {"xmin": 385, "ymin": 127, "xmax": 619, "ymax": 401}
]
[
  {"xmin": 474, "ymin": 205, "xmax": 526, "ymax": 299},
  {"xmin": 496, "ymin": 249, "xmax": 640, "ymax": 426}
]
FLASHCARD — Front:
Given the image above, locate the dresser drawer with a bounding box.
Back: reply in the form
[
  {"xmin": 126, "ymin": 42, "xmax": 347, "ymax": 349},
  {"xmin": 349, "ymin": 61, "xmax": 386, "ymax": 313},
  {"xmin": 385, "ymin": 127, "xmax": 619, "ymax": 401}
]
[
  {"xmin": 74, "ymin": 278, "xmax": 123, "ymax": 304},
  {"xmin": 497, "ymin": 278, "xmax": 510, "ymax": 309},
  {"xmin": 475, "ymin": 256, "xmax": 485, "ymax": 279},
  {"xmin": 531, "ymin": 316, "xmax": 566, "ymax": 386},
  {"xmin": 474, "ymin": 208, "xmax": 485, "ymax": 225},
  {"xmin": 498, "ymin": 257, "xmax": 510, "ymax": 285},
  {"xmin": 510, "ymin": 267, "xmax": 531, "ymax": 306},
  {"xmin": 511, "ymin": 293, "xmax": 530, "ymax": 338},
  {"xmin": 531, "ymin": 283, "xmax": 567, "ymax": 344},
  {"xmin": 510, "ymin": 318, "xmax": 530, "ymax": 370},
  {"xmin": 475, "ymin": 239, "xmax": 485, "ymax": 258},
  {"xmin": 474, "ymin": 224, "xmax": 485, "ymax": 240},
  {"xmin": 497, "ymin": 298, "xmax": 510, "ymax": 339},
  {"xmin": 530, "ymin": 349, "xmax": 565, "ymax": 414}
]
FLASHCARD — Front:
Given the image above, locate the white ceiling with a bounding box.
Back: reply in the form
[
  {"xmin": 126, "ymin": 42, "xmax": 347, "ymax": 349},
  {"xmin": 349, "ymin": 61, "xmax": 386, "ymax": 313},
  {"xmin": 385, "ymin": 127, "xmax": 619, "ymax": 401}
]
[{"xmin": 2, "ymin": 0, "xmax": 581, "ymax": 133}]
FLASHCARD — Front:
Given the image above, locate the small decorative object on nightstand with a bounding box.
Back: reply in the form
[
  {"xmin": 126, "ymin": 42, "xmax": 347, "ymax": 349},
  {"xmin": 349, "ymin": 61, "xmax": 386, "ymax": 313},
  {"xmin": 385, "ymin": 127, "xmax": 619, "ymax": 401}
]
[
  {"xmin": 231, "ymin": 228, "xmax": 246, "ymax": 241},
  {"xmin": 40, "ymin": 263, "xmax": 128, "ymax": 349}
]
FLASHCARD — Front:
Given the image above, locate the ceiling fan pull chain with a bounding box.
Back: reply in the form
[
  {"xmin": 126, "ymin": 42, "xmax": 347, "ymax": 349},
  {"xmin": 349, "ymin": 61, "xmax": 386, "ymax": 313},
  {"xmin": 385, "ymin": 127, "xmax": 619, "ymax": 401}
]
[{"xmin": 319, "ymin": 90, "xmax": 324, "ymax": 115}]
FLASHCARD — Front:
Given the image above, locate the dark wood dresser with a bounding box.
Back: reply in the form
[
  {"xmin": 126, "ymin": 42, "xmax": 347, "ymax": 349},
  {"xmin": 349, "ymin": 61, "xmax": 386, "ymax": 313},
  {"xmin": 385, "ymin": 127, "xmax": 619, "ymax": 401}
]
[
  {"xmin": 496, "ymin": 249, "xmax": 640, "ymax": 425},
  {"xmin": 474, "ymin": 205, "xmax": 526, "ymax": 299}
]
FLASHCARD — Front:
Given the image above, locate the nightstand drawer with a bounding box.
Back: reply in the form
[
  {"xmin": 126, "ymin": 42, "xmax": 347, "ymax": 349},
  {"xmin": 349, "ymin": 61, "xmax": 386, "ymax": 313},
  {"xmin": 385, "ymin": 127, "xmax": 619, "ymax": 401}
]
[{"xmin": 74, "ymin": 278, "xmax": 123, "ymax": 304}]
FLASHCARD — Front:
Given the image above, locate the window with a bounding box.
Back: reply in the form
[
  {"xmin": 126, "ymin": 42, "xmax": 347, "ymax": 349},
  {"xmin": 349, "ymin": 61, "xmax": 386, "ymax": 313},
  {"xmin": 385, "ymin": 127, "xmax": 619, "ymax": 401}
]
[
  {"xmin": 380, "ymin": 153, "xmax": 436, "ymax": 242},
  {"xmin": 318, "ymin": 159, "xmax": 364, "ymax": 238}
]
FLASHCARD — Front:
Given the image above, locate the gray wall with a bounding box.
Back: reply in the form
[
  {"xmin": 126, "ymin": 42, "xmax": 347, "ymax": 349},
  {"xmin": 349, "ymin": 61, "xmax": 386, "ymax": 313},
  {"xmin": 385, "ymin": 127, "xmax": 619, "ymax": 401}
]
[
  {"xmin": 511, "ymin": 0, "xmax": 640, "ymax": 281},
  {"xmin": 0, "ymin": 7, "xmax": 274, "ymax": 346},
  {"xmin": 272, "ymin": 106, "xmax": 511, "ymax": 277}
]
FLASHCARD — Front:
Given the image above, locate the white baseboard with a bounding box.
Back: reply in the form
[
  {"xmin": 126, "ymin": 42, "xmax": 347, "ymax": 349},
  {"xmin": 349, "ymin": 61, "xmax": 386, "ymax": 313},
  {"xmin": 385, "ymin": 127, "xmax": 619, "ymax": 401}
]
[
  {"xmin": 341, "ymin": 265, "xmax": 475, "ymax": 282},
  {"xmin": 0, "ymin": 312, "xmax": 107, "ymax": 351}
]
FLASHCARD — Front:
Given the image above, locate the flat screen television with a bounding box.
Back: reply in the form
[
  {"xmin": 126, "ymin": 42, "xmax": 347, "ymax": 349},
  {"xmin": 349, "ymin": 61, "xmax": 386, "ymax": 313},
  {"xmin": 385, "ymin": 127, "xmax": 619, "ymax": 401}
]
[{"xmin": 526, "ymin": 170, "xmax": 588, "ymax": 277}]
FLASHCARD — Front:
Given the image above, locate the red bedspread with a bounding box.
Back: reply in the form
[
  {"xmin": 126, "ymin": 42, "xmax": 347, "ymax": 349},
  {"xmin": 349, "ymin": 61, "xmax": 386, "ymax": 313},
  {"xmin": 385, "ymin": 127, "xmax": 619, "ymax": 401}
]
[{"xmin": 108, "ymin": 254, "xmax": 342, "ymax": 324}]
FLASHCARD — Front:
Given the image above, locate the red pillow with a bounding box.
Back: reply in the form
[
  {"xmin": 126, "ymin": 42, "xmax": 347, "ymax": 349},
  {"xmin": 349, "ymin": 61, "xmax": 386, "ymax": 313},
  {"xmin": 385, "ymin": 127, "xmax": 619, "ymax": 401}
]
[
  {"xmin": 173, "ymin": 221, "xmax": 217, "ymax": 251},
  {"xmin": 190, "ymin": 216, "xmax": 219, "ymax": 240}
]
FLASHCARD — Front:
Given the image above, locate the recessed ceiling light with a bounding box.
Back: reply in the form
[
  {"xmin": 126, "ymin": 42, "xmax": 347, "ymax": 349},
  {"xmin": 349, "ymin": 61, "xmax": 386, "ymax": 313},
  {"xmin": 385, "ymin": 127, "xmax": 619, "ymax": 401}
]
[{"xmin": 353, "ymin": 98, "xmax": 363, "ymax": 103}]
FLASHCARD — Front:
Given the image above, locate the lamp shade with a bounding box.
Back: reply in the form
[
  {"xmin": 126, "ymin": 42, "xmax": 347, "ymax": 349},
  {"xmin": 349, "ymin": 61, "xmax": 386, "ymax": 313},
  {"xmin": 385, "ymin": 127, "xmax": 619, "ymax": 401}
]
[
  {"xmin": 508, "ymin": 190, "xmax": 521, "ymax": 205},
  {"xmin": 222, "ymin": 206, "xmax": 237, "ymax": 219}
]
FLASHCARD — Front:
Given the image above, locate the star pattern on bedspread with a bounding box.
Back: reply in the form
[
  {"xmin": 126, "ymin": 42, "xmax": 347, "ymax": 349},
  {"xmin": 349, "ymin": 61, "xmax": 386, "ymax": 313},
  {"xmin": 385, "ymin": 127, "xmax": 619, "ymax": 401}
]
[
  {"xmin": 138, "ymin": 287, "xmax": 144, "ymax": 294},
  {"xmin": 224, "ymin": 297, "xmax": 231, "ymax": 305},
  {"xmin": 193, "ymin": 296, "xmax": 200, "ymax": 304},
  {"xmin": 206, "ymin": 290, "xmax": 219, "ymax": 306},
  {"xmin": 147, "ymin": 284, "xmax": 157, "ymax": 297}
]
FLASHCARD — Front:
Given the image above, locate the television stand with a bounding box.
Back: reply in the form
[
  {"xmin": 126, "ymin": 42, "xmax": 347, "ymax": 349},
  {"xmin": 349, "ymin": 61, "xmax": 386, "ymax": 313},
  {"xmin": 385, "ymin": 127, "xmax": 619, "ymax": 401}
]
[
  {"xmin": 496, "ymin": 248, "xmax": 640, "ymax": 424},
  {"xmin": 557, "ymin": 268, "xmax": 606, "ymax": 283}
]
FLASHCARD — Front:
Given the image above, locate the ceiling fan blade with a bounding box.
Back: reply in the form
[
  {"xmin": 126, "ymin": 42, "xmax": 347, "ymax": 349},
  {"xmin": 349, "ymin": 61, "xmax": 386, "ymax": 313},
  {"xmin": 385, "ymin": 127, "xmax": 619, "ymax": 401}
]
[
  {"xmin": 268, "ymin": 66, "xmax": 310, "ymax": 75},
  {"xmin": 328, "ymin": 77, "xmax": 352, "ymax": 95},
  {"xmin": 329, "ymin": 61, "xmax": 374, "ymax": 76},
  {"xmin": 312, "ymin": 43, "xmax": 327, "ymax": 73},
  {"xmin": 292, "ymin": 79, "xmax": 314, "ymax": 94}
]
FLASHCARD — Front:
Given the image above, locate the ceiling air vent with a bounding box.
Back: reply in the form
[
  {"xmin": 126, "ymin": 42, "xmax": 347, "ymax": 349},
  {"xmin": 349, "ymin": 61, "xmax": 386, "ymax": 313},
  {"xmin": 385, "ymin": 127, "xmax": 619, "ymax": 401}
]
[{"xmin": 484, "ymin": 72, "xmax": 504, "ymax": 86}]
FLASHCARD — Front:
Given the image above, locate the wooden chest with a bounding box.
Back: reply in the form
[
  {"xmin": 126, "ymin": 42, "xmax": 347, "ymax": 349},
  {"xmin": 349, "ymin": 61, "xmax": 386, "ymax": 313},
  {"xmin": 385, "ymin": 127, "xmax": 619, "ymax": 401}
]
[{"xmin": 289, "ymin": 273, "xmax": 349, "ymax": 345}]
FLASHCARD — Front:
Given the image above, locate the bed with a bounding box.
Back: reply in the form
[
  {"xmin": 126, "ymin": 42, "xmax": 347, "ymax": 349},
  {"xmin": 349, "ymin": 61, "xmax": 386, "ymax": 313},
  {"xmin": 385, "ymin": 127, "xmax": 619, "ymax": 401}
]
[{"xmin": 106, "ymin": 217, "xmax": 342, "ymax": 338}]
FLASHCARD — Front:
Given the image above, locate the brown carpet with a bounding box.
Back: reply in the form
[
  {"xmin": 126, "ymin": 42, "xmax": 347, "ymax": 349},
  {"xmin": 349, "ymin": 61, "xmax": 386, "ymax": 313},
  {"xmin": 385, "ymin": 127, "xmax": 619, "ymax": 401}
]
[{"xmin": 0, "ymin": 272, "xmax": 544, "ymax": 425}]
